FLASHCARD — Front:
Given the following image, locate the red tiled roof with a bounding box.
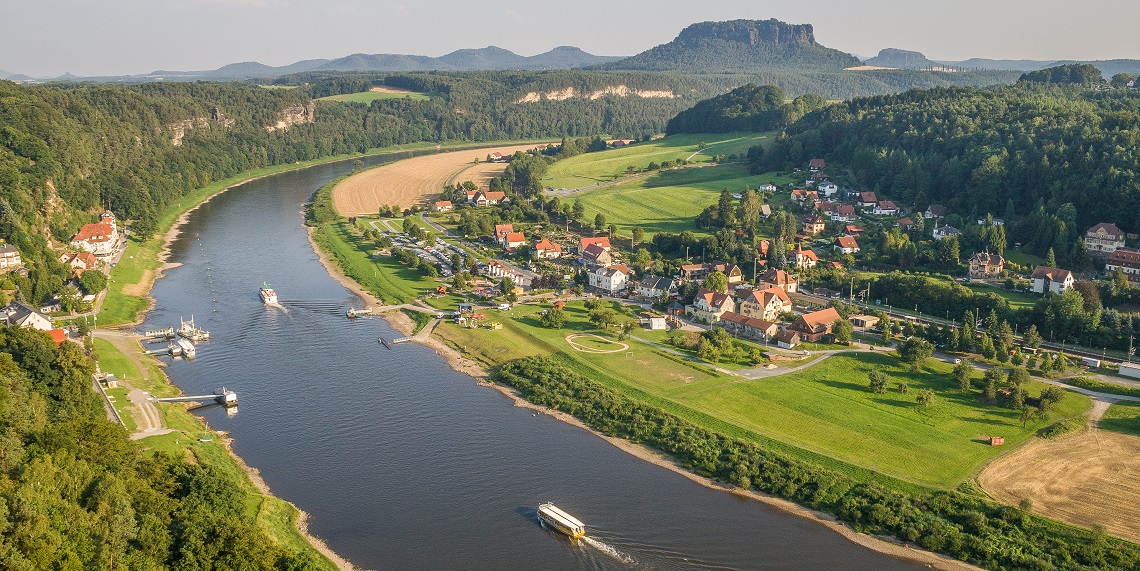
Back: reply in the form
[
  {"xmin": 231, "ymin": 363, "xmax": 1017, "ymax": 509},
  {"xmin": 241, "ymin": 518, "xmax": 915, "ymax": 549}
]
[
  {"xmin": 1032, "ymin": 266, "xmax": 1073, "ymax": 281},
  {"xmin": 49, "ymin": 329, "xmax": 67, "ymax": 346},
  {"xmin": 73, "ymin": 223, "xmax": 114, "ymax": 243},
  {"xmin": 534, "ymin": 238, "xmax": 561, "ymax": 252},
  {"xmin": 580, "ymin": 237, "xmax": 611, "ymax": 250},
  {"xmin": 797, "ymin": 307, "xmax": 841, "ymax": 330},
  {"xmin": 837, "ymin": 236, "xmax": 859, "ymax": 249},
  {"xmin": 504, "ymin": 232, "xmax": 525, "ymax": 243}
]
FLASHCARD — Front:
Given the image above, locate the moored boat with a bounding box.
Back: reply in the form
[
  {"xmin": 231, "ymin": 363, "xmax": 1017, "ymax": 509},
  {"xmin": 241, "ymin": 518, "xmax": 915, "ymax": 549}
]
[
  {"xmin": 177, "ymin": 338, "xmax": 196, "ymax": 358},
  {"xmin": 260, "ymin": 282, "xmax": 278, "ymax": 304},
  {"xmin": 178, "ymin": 316, "xmax": 211, "ymax": 341},
  {"xmin": 537, "ymin": 503, "xmax": 586, "ymax": 539}
]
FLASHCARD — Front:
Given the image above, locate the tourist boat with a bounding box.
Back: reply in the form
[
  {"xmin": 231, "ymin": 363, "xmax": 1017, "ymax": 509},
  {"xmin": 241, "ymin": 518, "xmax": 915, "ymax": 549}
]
[
  {"xmin": 177, "ymin": 338, "xmax": 196, "ymax": 359},
  {"xmin": 537, "ymin": 503, "xmax": 586, "ymax": 539},
  {"xmin": 178, "ymin": 316, "xmax": 211, "ymax": 341},
  {"xmin": 260, "ymin": 282, "xmax": 278, "ymax": 304}
]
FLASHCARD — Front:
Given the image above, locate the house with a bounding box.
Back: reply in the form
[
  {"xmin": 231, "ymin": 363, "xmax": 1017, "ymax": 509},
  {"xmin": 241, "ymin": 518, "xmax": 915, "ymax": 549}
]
[
  {"xmin": 897, "ymin": 217, "xmax": 916, "ymax": 230},
  {"xmin": 100, "ymin": 210, "xmax": 117, "ymax": 229},
  {"xmin": 635, "ymin": 275, "xmax": 677, "ymax": 299},
  {"xmin": 791, "ymin": 189, "xmax": 819, "ymax": 203},
  {"xmin": 494, "ymin": 224, "xmax": 514, "ymax": 241},
  {"xmin": 679, "ymin": 263, "xmax": 709, "ymax": 281},
  {"xmin": 712, "ymin": 263, "xmax": 744, "ymax": 285},
  {"xmin": 849, "ymin": 314, "xmax": 881, "ymax": 330},
  {"xmin": 642, "ymin": 315, "xmax": 668, "ymax": 330},
  {"xmin": 835, "ymin": 236, "xmax": 860, "ymax": 254},
  {"xmin": 968, "ymin": 252, "xmax": 1005, "ymax": 279},
  {"xmin": 686, "ymin": 289, "xmax": 736, "ymax": 324},
  {"xmin": 1105, "ymin": 248, "xmax": 1140, "ymax": 283},
  {"xmin": 719, "ymin": 312, "xmax": 779, "ymax": 341},
  {"xmin": 740, "ymin": 287, "xmax": 792, "ymax": 321},
  {"xmin": 756, "ymin": 240, "xmax": 770, "ymax": 259},
  {"xmin": 858, "ymin": 192, "xmax": 878, "ymax": 207},
  {"xmin": 501, "ymin": 232, "xmax": 526, "ymax": 251},
  {"xmin": 830, "ymin": 204, "xmax": 857, "ymax": 223},
  {"xmin": 579, "ymin": 237, "xmax": 611, "ymax": 253},
  {"xmin": 933, "ymin": 226, "xmax": 960, "ymax": 241},
  {"xmin": 924, "ymin": 205, "xmax": 946, "ymax": 219},
  {"xmin": 70, "ymin": 222, "xmax": 118, "ymax": 256},
  {"xmin": 434, "ymin": 200, "xmax": 454, "ymax": 212},
  {"xmin": 588, "ymin": 264, "xmax": 629, "ymax": 294},
  {"xmin": 844, "ymin": 225, "xmax": 865, "ymax": 236},
  {"xmin": 0, "ymin": 244, "xmax": 22, "ymax": 272},
  {"xmin": 810, "ymin": 172, "xmax": 830, "ymax": 182},
  {"xmin": 470, "ymin": 190, "xmax": 506, "ymax": 206},
  {"xmin": 581, "ymin": 243, "xmax": 613, "ymax": 266},
  {"xmin": 1031, "ymin": 266, "xmax": 1075, "ymax": 295},
  {"xmin": 60, "ymin": 251, "xmax": 99, "ymax": 273},
  {"xmin": 790, "ymin": 247, "xmax": 819, "ymax": 270},
  {"xmin": 977, "ymin": 217, "xmax": 1005, "ymax": 226},
  {"xmin": 802, "ymin": 213, "xmax": 827, "ymax": 236},
  {"xmin": 758, "ymin": 268, "xmax": 798, "ymax": 293},
  {"xmin": 790, "ymin": 307, "xmax": 842, "ymax": 342},
  {"xmin": 817, "ymin": 182, "xmax": 839, "ymax": 197},
  {"xmin": 532, "ymin": 238, "xmax": 563, "ymax": 259},
  {"xmin": 775, "ymin": 330, "xmax": 801, "ymax": 349},
  {"xmin": 758, "ymin": 184, "xmax": 777, "ymax": 193},
  {"xmin": 666, "ymin": 301, "xmax": 685, "ymax": 316},
  {"xmin": 484, "ymin": 260, "xmax": 535, "ymax": 289},
  {"xmin": 1085, "ymin": 223, "xmax": 1127, "ymax": 255},
  {"xmin": 759, "ymin": 204, "xmax": 772, "ymax": 219},
  {"xmin": 809, "ymin": 158, "xmax": 826, "ymax": 171},
  {"xmin": 464, "ymin": 189, "xmax": 480, "ymax": 203},
  {"xmin": 1, "ymin": 303, "xmax": 53, "ymax": 331},
  {"xmin": 48, "ymin": 329, "xmax": 68, "ymax": 347},
  {"xmin": 874, "ymin": 201, "xmax": 899, "ymax": 216}
]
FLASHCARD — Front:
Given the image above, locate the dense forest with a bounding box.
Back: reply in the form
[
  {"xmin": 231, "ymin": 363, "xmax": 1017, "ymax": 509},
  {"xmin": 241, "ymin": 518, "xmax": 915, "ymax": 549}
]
[
  {"xmin": 0, "ymin": 326, "xmax": 324, "ymax": 569},
  {"xmin": 755, "ymin": 82, "xmax": 1140, "ymax": 254},
  {"xmin": 665, "ymin": 84, "xmax": 827, "ymax": 134}
]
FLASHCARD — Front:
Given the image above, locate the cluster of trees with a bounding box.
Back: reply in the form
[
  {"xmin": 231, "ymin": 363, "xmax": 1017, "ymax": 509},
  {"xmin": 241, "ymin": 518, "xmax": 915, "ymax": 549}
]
[
  {"xmin": 666, "ymin": 84, "xmax": 828, "ymax": 134},
  {"xmin": 754, "ymin": 81, "xmax": 1140, "ymax": 248},
  {"xmin": 0, "ymin": 326, "xmax": 326, "ymax": 569},
  {"xmin": 1019, "ymin": 64, "xmax": 1103, "ymax": 85},
  {"xmin": 496, "ymin": 356, "xmax": 1138, "ymax": 570}
]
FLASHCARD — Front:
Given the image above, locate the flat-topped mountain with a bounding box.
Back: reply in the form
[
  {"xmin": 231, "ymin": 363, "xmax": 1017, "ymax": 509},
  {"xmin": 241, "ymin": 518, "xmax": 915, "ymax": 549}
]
[
  {"xmin": 595, "ymin": 19, "xmax": 860, "ymax": 72},
  {"xmin": 865, "ymin": 48, "xmax": 939, "ymax": 69}
]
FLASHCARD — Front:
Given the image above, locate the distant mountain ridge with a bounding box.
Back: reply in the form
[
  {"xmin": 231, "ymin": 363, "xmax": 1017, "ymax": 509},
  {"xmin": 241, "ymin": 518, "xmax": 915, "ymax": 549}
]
[
  {"xmin": 866, "ymin": 48, "xmax": 939, "ymax": 69},
  {"xmin": 595, "ymin": 19, "xmax": 861, "ymax": 72},
  {"xmin": 864, "ymin": 48, "xmax": 1140, "ymax": 76}
]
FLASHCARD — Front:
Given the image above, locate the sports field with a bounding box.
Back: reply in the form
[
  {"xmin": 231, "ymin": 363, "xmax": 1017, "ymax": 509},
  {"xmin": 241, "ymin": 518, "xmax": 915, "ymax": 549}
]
[
  {"xmin": 574, "ymin": 165, "xmax": 793, "ymax": 236},
  {"xmin": 317, "ymin": 86, "xmax": 433, "ymax": 103},
  {"xmin": 542, "ymin": 132, "xmax": 775, "ymax": 190}
]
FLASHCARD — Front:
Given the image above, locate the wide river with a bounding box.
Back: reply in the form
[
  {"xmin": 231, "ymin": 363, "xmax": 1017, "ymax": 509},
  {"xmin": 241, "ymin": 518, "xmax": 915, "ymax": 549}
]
[{"xmin": 142, "ymin": 155, "xmax": 925, "ymax": 570}]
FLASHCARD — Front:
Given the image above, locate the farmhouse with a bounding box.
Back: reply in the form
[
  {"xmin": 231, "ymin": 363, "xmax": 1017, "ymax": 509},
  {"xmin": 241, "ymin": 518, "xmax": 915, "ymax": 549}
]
[
  {"xmin": 1105, "ymin": 248, "xmax": 1140, "ymax": 283},
  {"xmin": 434, "ymin": 200, "xmax": 454, "ymax": 212},
  {"xmin": 686, "ymin": 289, "xmax": 736, "ymax": 324},
  {"xmin": 968, "ymin": 252, "xmax": 1004, "ymax": 279},
  {"xmin": 790, "ymin": 307, "xmax": 841, "ymax": 342},
  {"xmin": 581, "ymin": 243, "xmax": 613, "ymax": 266},
  {"xmin": 1031, "ymin": 266, "xmax": 1075, "ymax": 295},
  {"xmin": 588, "ymin": 264, "xmax": 629, "ymax": 294},
  {"xmin": 719, "ymin": 312, "xmax": 779, "ymax": 341},
  {"xmin": 740, "ymin": 287, "xmax": 791, "ymax": 321},
  {"xmin": 1085, "ymin": 223, "xmax": 1126, "ymax": 255},
  {"xmin": 758, "ymin": 268, "xmax": 798, "ymax": 293},
  {"xmin": 835, "ymin": 236, "xmax": 860, "ymax": 254},
  {"xmin": 874, "ymin": 201, "xmax": 900, "ymax": 216},
  {"xmin": 0, "ymin": 244, "xmax": 22, "ymax": 272},
  {"xmin": 532, "ymin": 238, "xmax": 562, "ymax": 259},
  {"xmin": 579, "ymin": 236, "xmax": 611, "ymax": 253},
  {"xmin": 70, "ymin": 223, "xmax": 118, "ymax": 256}
]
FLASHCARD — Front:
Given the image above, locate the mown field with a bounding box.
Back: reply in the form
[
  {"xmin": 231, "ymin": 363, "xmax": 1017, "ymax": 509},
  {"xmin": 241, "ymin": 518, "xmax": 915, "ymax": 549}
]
[
  {"xmin": 317, "ymin": 88, "xmax": 433, "ymax": 103},
  {"xmin": 311, "ymin": 220, "xmax": 437, "ymax": 304},
  {"xmin": 1100, "ymin": 401, "xmax": 1140, "ymax": 436},
  {"xmin": 963, "ymin": 281, "xmax": 1040, "ymax": 310},
  {"xmin": 575, "ymin": 164, "xmax": 793, "ymax": 236},
  {"xmin": 542, "ymin": 132, "xmax": 774, "ymax": 190},
  {"xmin": 433, "ymin": 300, "xmax": 1089, "ymax": 489}
]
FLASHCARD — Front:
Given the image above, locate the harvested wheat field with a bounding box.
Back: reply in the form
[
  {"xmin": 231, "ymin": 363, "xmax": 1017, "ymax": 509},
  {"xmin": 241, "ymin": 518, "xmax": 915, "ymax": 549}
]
[
  {"xmin": 332, "ymin": 143, "xmax": 546, "ymax": 216},
  {"xmin": 978, "ymin": 428, "xmax": 1140, "ymax": 543}
]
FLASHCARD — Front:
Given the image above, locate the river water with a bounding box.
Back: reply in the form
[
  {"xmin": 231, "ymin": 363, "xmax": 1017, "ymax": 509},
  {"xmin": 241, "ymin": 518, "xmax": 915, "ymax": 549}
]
[{"xmin": 141, "ymin": 155, "xmax": 924, "ymax": 570}]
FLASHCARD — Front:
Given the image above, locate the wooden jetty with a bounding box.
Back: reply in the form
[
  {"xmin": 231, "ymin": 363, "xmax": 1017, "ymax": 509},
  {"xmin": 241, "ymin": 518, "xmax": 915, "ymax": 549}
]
[
  {"xmin": 390, "ymin": 337, "xmax": 413, "ymax": 344},
  {"xmin": 378, "ymin": 337, "xmax": 392, "ymax": 350}
]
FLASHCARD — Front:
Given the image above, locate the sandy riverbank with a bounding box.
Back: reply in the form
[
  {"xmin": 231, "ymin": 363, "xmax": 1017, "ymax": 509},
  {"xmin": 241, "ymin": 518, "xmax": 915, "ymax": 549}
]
[{"xmin": 303, "ymin": 226, "xmax": 981, "ymax": 571}]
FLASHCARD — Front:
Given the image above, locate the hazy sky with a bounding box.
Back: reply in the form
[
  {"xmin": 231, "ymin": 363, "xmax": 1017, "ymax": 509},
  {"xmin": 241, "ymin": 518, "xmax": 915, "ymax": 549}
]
[{"xmin": 3, "ymin": 0, "xmax": 1139, "ymax": 77}]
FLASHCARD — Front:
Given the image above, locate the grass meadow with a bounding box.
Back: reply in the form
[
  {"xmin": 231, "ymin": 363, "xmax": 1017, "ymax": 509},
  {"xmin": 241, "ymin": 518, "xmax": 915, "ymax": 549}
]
[{"xmin": 317, "ymin": 90, "xmax": 433, "ymax": 103}]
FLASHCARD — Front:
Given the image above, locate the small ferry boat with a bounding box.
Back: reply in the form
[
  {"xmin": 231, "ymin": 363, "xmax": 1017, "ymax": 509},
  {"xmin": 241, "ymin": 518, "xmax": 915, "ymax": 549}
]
[
  {"xmin": 260, "ymin": 282, "xmax": 278, "ymax": 304},
  {"xmin": 177, "ymin": 338, "xmax": 196, "ymax": 358},
  {"xmin": 178, "ymin": 316, "xmax": 210, "ymax": 341},
  {"xmin": 537, "ymin": 503, "xmax": 586, "ymax": 539}
]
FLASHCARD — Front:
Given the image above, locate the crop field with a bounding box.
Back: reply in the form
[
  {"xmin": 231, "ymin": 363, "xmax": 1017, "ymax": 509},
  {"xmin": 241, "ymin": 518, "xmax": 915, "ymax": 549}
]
[
  {"xmin": 542, "ymin": 132, "xmax": 775, "ymax": 190},
  {"xmin": 332, "ymin": 143, "xmax": 548, "ymax": 215},
  {"xmin": 979, "ymin": 427, "xmax": 1140, "ymax": 544},
  {"xmin": 317, "ymin": 86, "xmax": 433, "ymax": 103},
  {"xmin": 574, "ymin": 165, "xmax": 793, "ymax": 236}
]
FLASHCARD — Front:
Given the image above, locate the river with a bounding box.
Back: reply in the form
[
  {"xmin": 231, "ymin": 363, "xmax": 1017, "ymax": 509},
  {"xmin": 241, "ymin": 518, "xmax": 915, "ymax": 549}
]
[{"xmin": 141, "ymin": 155, "xmax": 926, "ymax": 570}]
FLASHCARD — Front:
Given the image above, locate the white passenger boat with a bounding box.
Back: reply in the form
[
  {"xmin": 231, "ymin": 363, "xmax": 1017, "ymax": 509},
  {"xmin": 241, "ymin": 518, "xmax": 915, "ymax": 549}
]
[
  {"xmin": 537, "ymin": 503, "xmax": 586, "ymax": 539},
  {"xmin": 260, "ymin": 282, "xmax": 278, "ymax": 304}
]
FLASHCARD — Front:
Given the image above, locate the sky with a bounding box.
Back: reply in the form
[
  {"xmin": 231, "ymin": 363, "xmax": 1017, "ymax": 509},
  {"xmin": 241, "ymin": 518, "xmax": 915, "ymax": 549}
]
[{"xmin": 3, "ymin": 0, "xmax": 1139, "ymax": 77}]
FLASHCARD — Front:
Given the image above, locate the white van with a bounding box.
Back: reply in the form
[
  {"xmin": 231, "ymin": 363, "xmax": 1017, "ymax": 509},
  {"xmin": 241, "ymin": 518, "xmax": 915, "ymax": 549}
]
[{"xmin": 497, "ymin": 303, "xmax": 511, "ymax": 311}]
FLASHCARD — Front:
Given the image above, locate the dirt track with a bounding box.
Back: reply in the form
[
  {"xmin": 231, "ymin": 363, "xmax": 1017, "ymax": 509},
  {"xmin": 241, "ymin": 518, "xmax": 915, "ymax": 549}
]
[
  {"xmin": 331, "ymin": 144, "xmax": 546, "ymax": 216},
  {"xmin": 978, "ymin": 429, "xmax": 1140, "ymax": 543}
]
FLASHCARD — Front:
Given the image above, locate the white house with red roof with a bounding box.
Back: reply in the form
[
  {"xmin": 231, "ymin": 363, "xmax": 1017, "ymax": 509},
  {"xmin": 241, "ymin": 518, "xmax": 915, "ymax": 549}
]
[
  {"xmin": 740, "ymin": 287, "xmax": 792, "ymax": 321},
  {"xmin": 434, "ymin": 200, "xmax": 453, "ymax": 212},
  {"xmin": 532, "ymin": 238, "xmax": 563, "ymax": 259},
  {"xmin": 579, "ymin": 236, "xmax": 611, "ymax": 253},
  {"xmin": 1031, "ymin": 266, "xmax": 1075, "ymax": 295},
  {"xmin": 874, "ymin": 201, "xmax": 899, "ymax": 216},
  {"xmin": 588, "ymin": 264, "xmax": 629, "ymax": 294},
  {"xmin": 502, "ymin": 232, "xmax": 526, "ymax": 251},
  {"xmin": 858, "ymin": 192, "xmax": 878, "ymax": 207},
  {"xmin": 686, "ymin": 288, "xmax": 736, "ymax": 324},
  {"xmin": 70, "ymin": 223, "xmax": 118, "ymax": 256},
  {"xmin": 835, "ymin": 236, "xmax": 860, "ymax": 254},
  {"xmin": 59, "ymin": 251, "xmax": 99, "ymax": 273}
]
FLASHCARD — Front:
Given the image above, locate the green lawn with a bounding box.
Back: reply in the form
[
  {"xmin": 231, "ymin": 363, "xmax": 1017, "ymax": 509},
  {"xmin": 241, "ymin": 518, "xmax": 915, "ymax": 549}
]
[
  {"xmin": 542, "ymin": 132, "xmax": 775, "ymax": 190},
  {"xmin": 1004, "ymin": 248, "xmax": 1044, "ymax": 268},
  {"xmin": 317, "ymin": 90, "xmax": 433, "ymax": 103},
  {"xmin": 104, "ymin": 387, "xmax": 137, "ymax": 432},
  {"xmin": 311, "ymin": 221, "xmax": 437, "ymax": 304},
  {"xmin": 575, "ymin": 165, "xmax": 792, "ymax": 237},
  {"xmin": 1100, "ymin": 401, "xmax": 1140, "ymax": 436},
  {"xmin": 963, "ymin": 282, "xmax": 1040, "ymax": 310}
]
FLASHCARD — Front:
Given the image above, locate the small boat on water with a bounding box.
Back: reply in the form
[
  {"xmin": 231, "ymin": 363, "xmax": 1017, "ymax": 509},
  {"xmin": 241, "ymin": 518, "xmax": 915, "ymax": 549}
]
[
  {"xmin": 260, "ymin": 282, "xmax": 278, "ymax": 304},
  {"xmin": 347, "ymin": 307, "xmax": 373, "ymax": 318},
  {"xmin": 537, "ymin": 503, "xmax": 586, "ymax": 539},
  {"xmin": 177, "ymin": 338, "xmax": 196, "ymax": 359},
  {"xmin": 178, "ymin": 316, "xmax": 210, "ymax": 341}
]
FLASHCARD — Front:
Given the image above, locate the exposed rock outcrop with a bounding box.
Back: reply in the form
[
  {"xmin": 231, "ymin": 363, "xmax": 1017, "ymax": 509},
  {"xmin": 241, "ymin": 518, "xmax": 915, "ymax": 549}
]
[
  {"xmin": 515, "ymin": 86, "xmax": 676, "ymax": 104},
  {"xmin": 266, "ymin": 103, "xmax": 315, "ymax": 132},
  {"xmin": 167, "ymin": 108, "xmax": 235, "ymax": 146}
]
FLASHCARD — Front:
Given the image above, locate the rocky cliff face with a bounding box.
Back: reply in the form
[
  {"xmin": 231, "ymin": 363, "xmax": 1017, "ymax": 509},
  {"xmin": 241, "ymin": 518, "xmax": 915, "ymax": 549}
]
[
  {"xmin": 167, "ymin": 107, "xmax": 235, "ymax": 146},
  {"xmin": 266, "ymin": 102, "xmax": 315, "ymax": 132},
  {"xmin": 675, "ymin": 19, "xmax": 816, "ymax": 47}
]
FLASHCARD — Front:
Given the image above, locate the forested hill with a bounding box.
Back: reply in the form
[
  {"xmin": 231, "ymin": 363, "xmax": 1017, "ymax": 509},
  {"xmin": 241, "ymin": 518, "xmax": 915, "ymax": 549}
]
[
  {"xmin": 756, "ymin": 82, "xmax": 1140, "ymax": 260},
  {"xmin": 665, "ymin": 84, "xmax": 827, "ymax": 134},
  {"xmin": 594, "ymin": 19, "xmax": 861, "ymax": 72}
]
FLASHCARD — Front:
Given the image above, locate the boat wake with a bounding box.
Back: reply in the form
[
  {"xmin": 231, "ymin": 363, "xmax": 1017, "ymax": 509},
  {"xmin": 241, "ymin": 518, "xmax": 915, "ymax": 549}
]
[
  {"xmin": 581, "ymin": 536, "xmax": 636, "ymax": 565},
  {"xmin": 266, "ymin": 301, "xmax": 288, "ymax": 314}
]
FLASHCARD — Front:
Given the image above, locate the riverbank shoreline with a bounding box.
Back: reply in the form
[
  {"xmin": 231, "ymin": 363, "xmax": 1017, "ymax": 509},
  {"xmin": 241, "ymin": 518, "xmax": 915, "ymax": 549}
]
[{"xmin": 302, "ymin": 225, "xmax": 981, "ymax": 571}]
